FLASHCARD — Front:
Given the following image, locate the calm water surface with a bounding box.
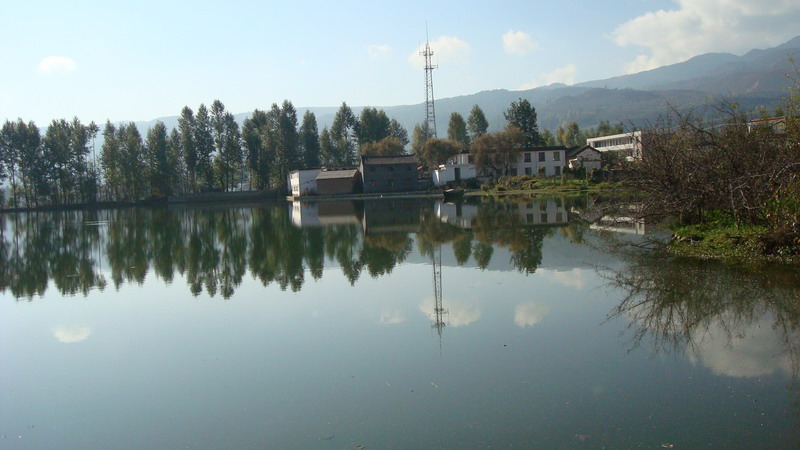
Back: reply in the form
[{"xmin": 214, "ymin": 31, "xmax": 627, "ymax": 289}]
[{"xmin": 1, "ymin": 196, "xmax": 799, "ymax": 448}]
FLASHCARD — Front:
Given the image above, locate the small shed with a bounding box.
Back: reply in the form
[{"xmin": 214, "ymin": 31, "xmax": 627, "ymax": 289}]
[
  {"xmin": 288, "ymin": 168, "xmax": 321, "ymax": 196},
  {"xmin": 316, "ymin": 169, "xmax": 361, "ymax": 196}
]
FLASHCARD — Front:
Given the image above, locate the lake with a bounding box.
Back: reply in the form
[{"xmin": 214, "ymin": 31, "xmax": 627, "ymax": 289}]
[{"xmin": 1, "ymin": 196, "xmax": 799, "ymax": 448}]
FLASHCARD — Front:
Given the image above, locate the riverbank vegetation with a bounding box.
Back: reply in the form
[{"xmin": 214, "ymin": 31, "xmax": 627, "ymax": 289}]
[{"xmin": 632, "ymin": 70, "xmax": 800, "ymax": 262}]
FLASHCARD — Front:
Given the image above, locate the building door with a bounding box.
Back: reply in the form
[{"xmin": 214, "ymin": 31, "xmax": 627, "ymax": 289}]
[{"xmin": 454, "ymin": 167, "xmax": 461, "ymax": 182}]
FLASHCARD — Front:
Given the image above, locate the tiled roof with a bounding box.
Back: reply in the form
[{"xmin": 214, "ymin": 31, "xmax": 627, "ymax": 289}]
[
  {"xmin": 566, "ymin": 145, "xmax": 598, "ymax": 159},
  {"xmin": 361, "ymin": 154, "xmax": 418, "ymax": 165},
  {"xmin": 316, "ymin": 169, "xmax": 359, "ymax": 180}
]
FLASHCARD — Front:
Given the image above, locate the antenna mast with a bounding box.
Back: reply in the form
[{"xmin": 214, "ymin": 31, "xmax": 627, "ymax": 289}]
[{"xmin": 421, "ymin": 28, "xmax": 438, "ymax": 138}]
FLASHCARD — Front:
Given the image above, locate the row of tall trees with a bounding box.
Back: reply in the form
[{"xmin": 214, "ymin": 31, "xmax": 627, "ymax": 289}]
[
  {"xmin": 0, "ymin": 118, "xmax": 99, "ymax": 208},
  {"xmin": 0, "ymin": 100, "xmax": 412, "ymax": 208},
  {"xmin": 1, "ymin": 95, "xmax": 621, "ymax": 208}
]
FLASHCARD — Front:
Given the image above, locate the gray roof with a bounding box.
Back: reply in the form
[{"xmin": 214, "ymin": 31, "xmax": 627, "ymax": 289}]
[
  {"xmin": 566, "ymin": 145, "xmax": 599, "ymax": 159},
  {"xmin": 316, "ymin": 169, "xmax": 359, "ymax": 180},
  {"xmin": 361, "ymin": 154, "xmax": 418, "ymax": 165}
]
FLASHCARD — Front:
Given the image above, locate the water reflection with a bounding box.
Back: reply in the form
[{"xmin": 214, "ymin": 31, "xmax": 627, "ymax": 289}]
[
  {"xmin": 603, "ymin": 250, "xmax": 800, "ymax": 379},
  {"xmin": 0, "ymin": 196, "xmax": 590, "ymax": 300}
]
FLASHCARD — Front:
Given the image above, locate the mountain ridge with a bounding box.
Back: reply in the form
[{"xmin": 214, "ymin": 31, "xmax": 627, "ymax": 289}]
[{"xmin": 128, "ymin": 35, "xmax": 800, "ymax": 137}]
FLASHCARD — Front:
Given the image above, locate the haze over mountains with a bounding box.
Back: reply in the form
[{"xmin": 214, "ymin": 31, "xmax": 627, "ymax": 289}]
[{"xmin": 137, "ymin": 35, "xmax": 800, "ymax": 136}]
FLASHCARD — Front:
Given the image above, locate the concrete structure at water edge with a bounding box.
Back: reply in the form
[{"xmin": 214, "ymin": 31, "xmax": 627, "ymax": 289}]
[{"xmin": 360, "ymin": 154, "xmax": 420, "ymax": 194}]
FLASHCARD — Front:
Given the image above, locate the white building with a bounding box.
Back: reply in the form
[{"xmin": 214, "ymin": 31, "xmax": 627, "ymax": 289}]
[
  {"xmin": 287, "ymin": 169, "xmax": 321, "ymax": 197},
  {"xmin": 432, "ymin": 146, "xmax": 567, "ymax": 186},
  {"xmin": 432, "ymin": 151, "xmax": 477, "ymax": 187},
  {"xmin": 435, "ymin": 198, "xmax": 568, "ymax": 227},
  {"xmin": 586, "ymin": 131, "xmax": 642, "ymax": 159},
  {"xmin": 566, "ymin": 145, "xmax": 602, "ymax": 171}
]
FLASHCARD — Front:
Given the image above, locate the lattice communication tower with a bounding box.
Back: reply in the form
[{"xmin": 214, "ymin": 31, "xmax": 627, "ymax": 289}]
[{"xmin": 421, "ymin": 37, "xmax": 438, "ymax": 138}]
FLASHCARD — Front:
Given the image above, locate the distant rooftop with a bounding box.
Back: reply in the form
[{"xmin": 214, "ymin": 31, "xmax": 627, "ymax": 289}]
[
  {"xmin": 316, "ymin": 169, "xmax": 359, "ymax": 180},
  {"xmin": 361, "ymin": 154, "xmax": 418, "ymax": 165}
]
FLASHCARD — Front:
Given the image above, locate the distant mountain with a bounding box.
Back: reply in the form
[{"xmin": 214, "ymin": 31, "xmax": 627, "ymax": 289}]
[{"xmin": 128, "ymin": 35, "xmax": 800, "ymax": 139}]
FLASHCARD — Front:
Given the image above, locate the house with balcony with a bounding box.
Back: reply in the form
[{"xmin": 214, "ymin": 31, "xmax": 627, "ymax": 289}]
[{"xmin": 586, "ymin": 131, "xmax": 642, "ymax": 160}]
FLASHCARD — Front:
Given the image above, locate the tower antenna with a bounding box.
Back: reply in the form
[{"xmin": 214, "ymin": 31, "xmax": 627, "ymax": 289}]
[{"xmin": 421, "ymin": 25, "xmax": 437, "ymax": 138}]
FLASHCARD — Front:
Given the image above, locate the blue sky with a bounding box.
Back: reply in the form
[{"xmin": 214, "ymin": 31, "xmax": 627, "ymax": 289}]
[{"xmin": 2, "ymin": 0, "xmax": 799, "ymax": 125}]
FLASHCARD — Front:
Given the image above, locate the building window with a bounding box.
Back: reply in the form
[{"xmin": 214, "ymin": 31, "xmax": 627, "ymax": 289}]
[
  {"xmin": 510, "ymin": 168, "xmax": 517, "ymax": 176},
  {"xmin": 525, "ymin": 167, "xmax": 532, "ymax": 175},
  {"xmin": 526, "ymin": 213, "xmax": 534, "ymax": 223},
  {"xmin": 554, "ymin": 166, "xmax": 561, "ymax": 176},
  {"xmin": 524, "ymin": 153, "xmax": 531, "ymax": 162},
  {"xmin": 556, "ymin": 212, "xmax": 563, "ymax": 222},
  {"xmin": 538, "ymin": 167, "xmax": 545, "ymax": 176},
  {"xmin": 553, "ymin": 151, "xmax": 561, "ymax": 161},
  {"xmin": 540, "ymin": 213, "xmax": 548, "ymax": 223},
  {"xmin": 538, "ymin": 152, "xmax": 545, "ymax": 162},
  {"xmin": 468, "ymin": 155, "xmax": 474, "ymax": 164}
]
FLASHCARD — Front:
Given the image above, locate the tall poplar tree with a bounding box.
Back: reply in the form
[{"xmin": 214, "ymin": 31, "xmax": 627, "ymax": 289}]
[
  {"xmin": 178, "ymin": 106, "xmax": 197, "ymax": 191},
  {"xmin": 242, "ymin": 109, "xmax": 271, "ymax": 190},
  {"xmin": 356, "ymin": 107, "xmax": 391, "ymax": 152},
  {"xmin": 504, "ymin": 98, "xmax": 541, "ymax": 150},
  {"xmin": 319, "ymin": 127, "xmax": 334, "ymax": 166},
  {"xmin": 299, "ymin": 110, "xmax": 320, "ymax": 168},
  {"xmin": 389, "ymin": 119, "xmax": 409, "ymax": 147},
  {"xmin": 331, "ymin": 102, "xmax": 358, "ymax": 165},
  {"xmin": 447, "ymin": 112, "xmax": 470, "ymax": 150},
  {"xmin": 145, "ymin": 121, "xmax": 173, "ymax": 198},
  {"xmin": 467, "ymin": 105, "xmax": 489, "ymax": 141},
  {"xmin": 194, "ymin": 104, "xmax": 215, "ymax": 190}
]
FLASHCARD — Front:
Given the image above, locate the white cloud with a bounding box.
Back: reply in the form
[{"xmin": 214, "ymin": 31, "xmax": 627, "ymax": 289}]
[
  {"xmin": 379, "ymin": 308, "xmax": 405, "ymax": 325},
  {"xmin": 613, "ymin": 0, "xmax": 800, "ymax": 73},
  {"xmin": 53, "ymin": 325, "xmax": 91, "ymax": 343},
  {"xmin": 550, "ymin": 268, "xmax": 588, "ymax": 290},
  {"xmin": 419, "ymin": 297, "xmax": 481, "ymax": 328},
  {"xmin": 408, "ymin": 36, "xmax": 470, "ymax": 69},
  {"xmin": 37, "ymin": 56, "xmax": 77, "ymax": 74},
  {"xmin": 514, "ymin": 302, "xmax": 551, "ymax": 328},
  {"xmin": 518, "ymin": 64, "xmax": 577, "ymax": 90},
  {"xmin": 503, "ymin": 30, "xmax": 539, "ymax": 55},
  {"xmin": 368, "ymin": 44, "xmax": 392, "ymax": 60},
  {"xmin": 687, "ymin": 313, "xmax": 794, "ymax": 378}
]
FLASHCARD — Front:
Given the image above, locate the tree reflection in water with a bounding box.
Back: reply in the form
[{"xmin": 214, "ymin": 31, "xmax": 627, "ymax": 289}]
[
  {"xmin": 603, "ymin": 247, "xmax": 800, "ymax": 380},
  {"xmin": 0, "ymin": 195, "xmax": 592, "ymax": 300}
]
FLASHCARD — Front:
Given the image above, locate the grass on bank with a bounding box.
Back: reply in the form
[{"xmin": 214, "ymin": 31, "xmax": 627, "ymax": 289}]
[
  {"xmin": 670, "ymin": 213, "xmax": 800, "ymax": 264},
  {"xmin": 475, "ymin": 175, "xmax": 623, "ymax": 195}
]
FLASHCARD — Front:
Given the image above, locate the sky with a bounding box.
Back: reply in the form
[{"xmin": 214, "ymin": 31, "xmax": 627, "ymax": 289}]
[{"xmin": 2, "ymin": 0, "xmax": 799, "ymax": 125}]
